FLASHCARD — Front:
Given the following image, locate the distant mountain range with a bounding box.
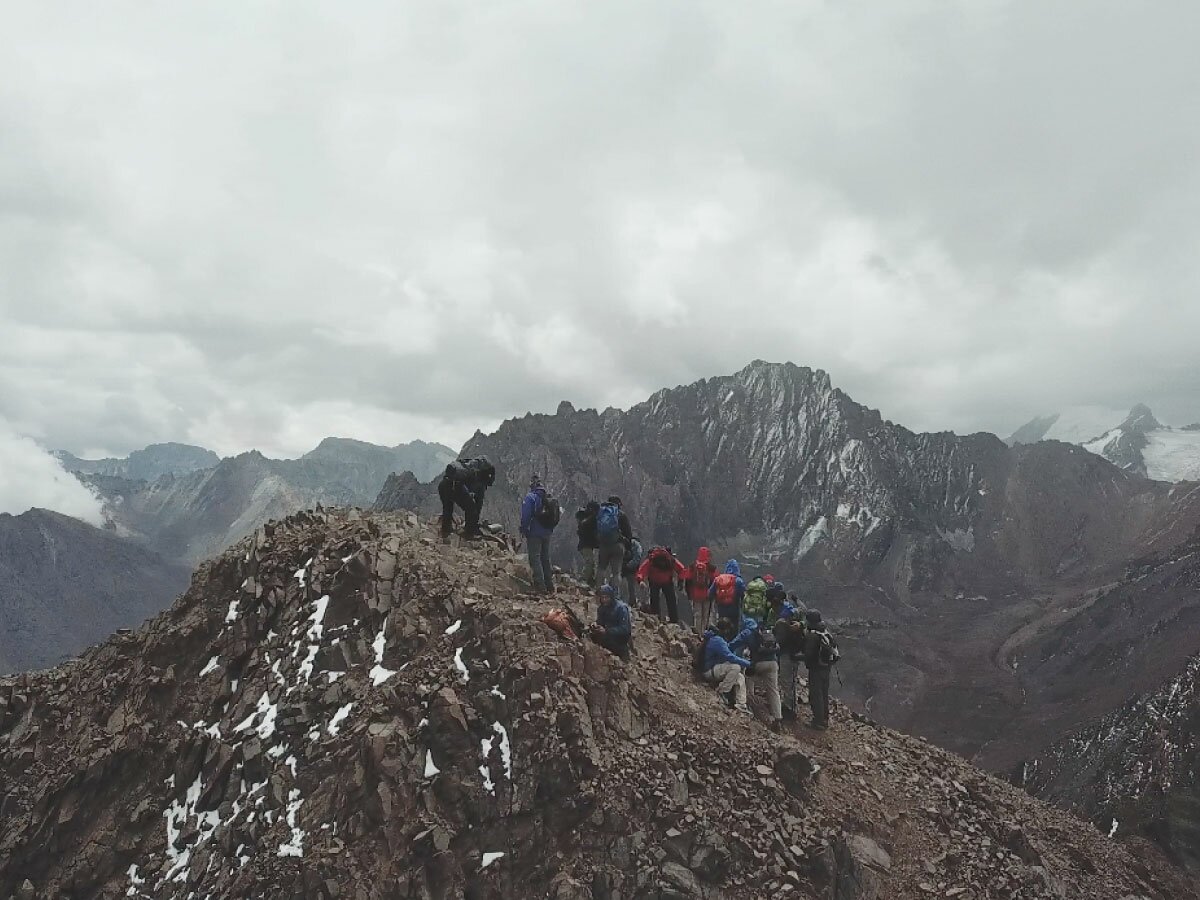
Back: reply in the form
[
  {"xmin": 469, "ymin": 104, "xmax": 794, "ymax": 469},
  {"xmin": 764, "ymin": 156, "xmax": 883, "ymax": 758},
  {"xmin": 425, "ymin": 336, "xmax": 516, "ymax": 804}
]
[
  {"xmin": 59, "ymin": 437, "xmax": 456, "ymax": 564},
  {"xmin": 0, "ymin": 508, "xmax": 190, "ymax": 674},
  {"xmin": 1009, "ymin": 405, "xmax": 1200, "ymax": 482}
]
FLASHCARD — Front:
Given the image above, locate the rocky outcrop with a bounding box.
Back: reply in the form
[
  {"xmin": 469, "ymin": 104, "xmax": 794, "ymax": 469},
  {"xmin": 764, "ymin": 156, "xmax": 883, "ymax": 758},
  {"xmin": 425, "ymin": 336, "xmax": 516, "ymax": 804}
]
[
  {"xmin": 0, "ymin": 509, "xmax": 190, "ymax": 674},
  {"xmin": 0, "ymin": 508, "xmax": 1191, "ymax": 899}
]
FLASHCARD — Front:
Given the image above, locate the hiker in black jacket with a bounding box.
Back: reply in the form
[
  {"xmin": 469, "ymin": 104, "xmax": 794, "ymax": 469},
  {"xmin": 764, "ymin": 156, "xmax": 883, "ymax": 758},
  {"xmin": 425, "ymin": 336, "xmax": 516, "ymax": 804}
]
[
  {"xmin": 769, "ymin": 591, "xmax": 806, "ymax": 722},
  {"xmin": 438, "ymin": 457, "xmax": 495, "ymax": 539},
  {"xmin": 802, "ymin": 609, "xmax": 835, "ymax": 730},
  {"xmin": 575, "ymin": 500, "xmax": 600, "ymax": 587}
]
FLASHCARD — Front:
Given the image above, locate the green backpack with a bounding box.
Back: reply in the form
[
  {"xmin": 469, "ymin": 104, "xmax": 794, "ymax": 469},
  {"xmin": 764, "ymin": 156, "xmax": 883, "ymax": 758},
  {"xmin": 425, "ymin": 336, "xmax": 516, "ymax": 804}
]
[{"xmin": 744, "ymin": 577, "xmax": 769, "ymax": 618}]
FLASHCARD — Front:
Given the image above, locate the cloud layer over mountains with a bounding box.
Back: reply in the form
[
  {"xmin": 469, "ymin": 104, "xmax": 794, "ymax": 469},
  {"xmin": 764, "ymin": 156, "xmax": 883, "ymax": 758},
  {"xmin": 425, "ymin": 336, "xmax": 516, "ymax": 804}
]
[
  {"xmin": 3, "ymin": 2, "xmax": 1200, "ymax": 459},
  {"xmin": 0, "ymin": 420, "xmax": 104, "ymax": 524}
]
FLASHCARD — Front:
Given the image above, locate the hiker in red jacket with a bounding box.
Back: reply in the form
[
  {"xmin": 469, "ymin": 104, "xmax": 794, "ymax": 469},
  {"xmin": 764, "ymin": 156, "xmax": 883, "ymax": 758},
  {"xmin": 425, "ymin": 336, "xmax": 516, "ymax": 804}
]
[
  {"xmin": 636, "ymin": 546, "xmax": 688, "ymax": 624},
  {"xmin": 684, "ymin": 546, "xmax": 719, "ymax": 632}
]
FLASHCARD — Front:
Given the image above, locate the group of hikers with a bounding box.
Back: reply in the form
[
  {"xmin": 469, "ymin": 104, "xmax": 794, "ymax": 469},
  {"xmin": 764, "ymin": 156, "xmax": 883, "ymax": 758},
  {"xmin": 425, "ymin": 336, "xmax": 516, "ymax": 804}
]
[{"xmin": 437, "ymin": 458, "xmax": 839, "ymax": 732}]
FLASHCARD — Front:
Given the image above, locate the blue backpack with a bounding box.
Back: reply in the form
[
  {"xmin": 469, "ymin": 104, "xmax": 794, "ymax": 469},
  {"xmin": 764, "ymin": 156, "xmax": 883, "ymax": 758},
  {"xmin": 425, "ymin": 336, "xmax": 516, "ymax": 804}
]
[{"xmin": 596, "ymin": 503, "xmax": 621, "ymax": 545}]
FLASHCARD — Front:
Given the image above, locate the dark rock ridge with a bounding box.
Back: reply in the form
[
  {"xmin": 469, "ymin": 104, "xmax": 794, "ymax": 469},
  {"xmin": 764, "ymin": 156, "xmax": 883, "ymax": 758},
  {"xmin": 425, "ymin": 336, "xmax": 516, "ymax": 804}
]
[
  {"xmin": 85, "ymin": 438, "xmax": 456, "ymax": 564},
  {"xmin": 55, "ymin": 443, "xmax": 220, "ymax": 482},
  {"xmin": 0, "ymin": 509, "xmax": 190, "ymax": 674},
  {"xmin": 0, "ymin": 508, "xmax": 1191, "ymax": 899},
  {"xmin": 374, "ymin": 361, "xmax": 1200, "ymax": 769},
  {"xmin": 1019, "ymin": 521, "xmax": 1200, "ymax": 873}
]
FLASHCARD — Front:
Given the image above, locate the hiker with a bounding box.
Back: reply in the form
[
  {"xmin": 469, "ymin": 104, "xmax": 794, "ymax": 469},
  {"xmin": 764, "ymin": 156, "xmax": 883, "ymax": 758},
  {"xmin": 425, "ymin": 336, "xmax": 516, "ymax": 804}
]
[
  {"xmin": 438, "ymin": 456, "xmax": 496, "ymax": 539},
  {"xmin": 575, "ymin": 500, "xmax": 600, "ymax": 587},
  {"xmin": 622, "ymin": 535, "xmax": 645, "ymax": 609},
  {"xmin": 588, "ymin": 585, "xmax": 631, "ymax": 660},
  {"xmin": 698, "ymin": 618, "xmax": 751, "ymax": 714},
  {"xmin": 684, "ymin": 547, "xmax": 718, "ymax": 631},
  {"xmin": 768, "ymin": 591, "xmax": 805, "ymax": 722},
  {"xmin": 803, "ymin": 609, "xmax": 838, "ymax": 730},
  {"xmin": 744, "ymin": 574, "xmax": 770, "ymax": 620},
  {"xmin": 635, "ymin": 546, "xmax": 688, "ymax": 624},
  {"xmin": 731, "ymin": 617, "xmax": 782, "ymax": 732},
  {"xmin": 595, "ymin": 496, "xmax": 632, "ymax": 597},
  {"xmin": 708, "ymin": 559, "xmax": 746, "ymax": 627},
  {"xmin": 519, "ymin": 476, "xmax": 560, "ymax": 593}
]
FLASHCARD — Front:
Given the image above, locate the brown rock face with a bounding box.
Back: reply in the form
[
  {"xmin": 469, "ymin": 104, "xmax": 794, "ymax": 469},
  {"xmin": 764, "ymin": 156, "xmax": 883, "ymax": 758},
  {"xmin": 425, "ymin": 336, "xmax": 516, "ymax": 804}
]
[{"xmin": 0, "ymin": 508, "xmax": 1193, "ymax": 898}]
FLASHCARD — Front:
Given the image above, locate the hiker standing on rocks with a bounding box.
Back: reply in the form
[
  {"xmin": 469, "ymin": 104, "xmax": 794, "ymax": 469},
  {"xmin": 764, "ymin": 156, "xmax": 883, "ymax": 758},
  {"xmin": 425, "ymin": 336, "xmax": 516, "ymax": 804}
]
[
  {"xmin": 575, "ymin": 500, "xmax": 600, "ymax": 587},
  {"xmin": 595, "ymin": 496, "xmax": 632, "ymax": 598},
  {"xmin": 767, "ymin": 587, "xmax": 805, "ymax": 721},
  {"xmin": 803, "ymin": 609, "xmax": 838, "ymax": 730},
  {"xmin": 588, "ymin": 584, "xmax": 632, "ymax": 660},
  {"xmin": 698, "ymin": 618, "xmax": 751, "ymax": 714},
  {"xmin": 731, "ymin": 617, "xmax": 783, "ymax": 731},
  {"xmin": 685, "ymin": 547, "xmax": 718, "ymax": 631},
  {"xmin": 438, "ymin": 456, "xmax": 495, "ymax": 539},
  {"xmin": 635, "ymin": 546, "xmax": 688, "ymax": 624},
  {"xmin": 708, "ymin": 559, "xmax": 746, "ymax": 628},
  {"xmin": 520, "ymin": 476, "xmax": 560, "ymax": 593}
]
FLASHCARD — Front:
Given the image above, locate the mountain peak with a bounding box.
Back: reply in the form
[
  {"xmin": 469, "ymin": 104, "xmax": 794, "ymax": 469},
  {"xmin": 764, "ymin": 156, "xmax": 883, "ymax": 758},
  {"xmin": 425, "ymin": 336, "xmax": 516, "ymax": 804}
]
[{"xmin": 1120, "ymin": 403, "xmax": 1161, "ymax": 433}]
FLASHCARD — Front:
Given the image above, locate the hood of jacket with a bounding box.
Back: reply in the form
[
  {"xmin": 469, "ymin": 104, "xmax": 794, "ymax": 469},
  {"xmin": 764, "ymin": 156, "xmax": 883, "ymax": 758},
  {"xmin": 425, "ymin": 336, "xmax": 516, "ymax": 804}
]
[
  {"xmin": 696, "ymin": 546, "xmax": 712, "ymax": 566},
  {"xmin": 724, "ymin": 559, "xmax": 742, "ymax": 577}
]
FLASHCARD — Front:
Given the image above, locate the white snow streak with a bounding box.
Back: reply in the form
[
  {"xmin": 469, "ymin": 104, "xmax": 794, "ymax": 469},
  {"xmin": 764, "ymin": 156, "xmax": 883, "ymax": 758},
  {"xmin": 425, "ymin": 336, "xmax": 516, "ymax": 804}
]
[{"xmin": 199, "ymin": 656, "xmax": 220, "ymax": 677}]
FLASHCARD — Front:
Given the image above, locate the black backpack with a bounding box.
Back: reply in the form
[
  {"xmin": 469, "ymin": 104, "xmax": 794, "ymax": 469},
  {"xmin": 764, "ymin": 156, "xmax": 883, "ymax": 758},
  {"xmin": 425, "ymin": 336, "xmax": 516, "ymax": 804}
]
[
  {"xmin": 535, "ymin": 493, "xmax": 562, "ymax": 528},
  {"xmin": 650, "ymin": 549, "xmax": 674, "ymax": 572},
  {"xmin": 816, "ymin": 630, "xmax": 840, "ymax": 667},
  {"xmin": 465, "ymin": 457, "xmax": 496, "ymax": 486},
  {"xmin": 751, "ymin": 627, "xmax": 779, "ymax": 663}
]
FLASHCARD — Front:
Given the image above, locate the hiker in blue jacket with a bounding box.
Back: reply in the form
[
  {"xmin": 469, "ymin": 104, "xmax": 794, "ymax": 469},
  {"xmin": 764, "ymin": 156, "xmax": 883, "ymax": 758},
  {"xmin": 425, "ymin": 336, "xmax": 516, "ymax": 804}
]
[
  {"xmin": 588, "ymin": 584, "xmax": 632, "ymax": 660},
  {"xmin": 700, "ymin": 618, "xmax": 750, "ymax": 713},
  {"xmin": 519, "ymin": 476, "xmax": 557, "ymax": 594}
]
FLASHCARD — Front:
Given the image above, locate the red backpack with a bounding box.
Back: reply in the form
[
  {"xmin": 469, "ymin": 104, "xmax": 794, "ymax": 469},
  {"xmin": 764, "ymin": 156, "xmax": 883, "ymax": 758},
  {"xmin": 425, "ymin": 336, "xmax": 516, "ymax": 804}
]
[{"xmin": 713, "ymin": 573, "xmax": 737, "ymax": 605}]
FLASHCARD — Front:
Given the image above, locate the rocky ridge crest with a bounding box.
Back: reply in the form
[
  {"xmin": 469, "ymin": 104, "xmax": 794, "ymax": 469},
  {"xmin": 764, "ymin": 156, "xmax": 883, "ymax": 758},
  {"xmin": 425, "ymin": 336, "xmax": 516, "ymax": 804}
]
[{"xmin": 0, "ymin": 509, "xmax": 1191, "ymax": 899}]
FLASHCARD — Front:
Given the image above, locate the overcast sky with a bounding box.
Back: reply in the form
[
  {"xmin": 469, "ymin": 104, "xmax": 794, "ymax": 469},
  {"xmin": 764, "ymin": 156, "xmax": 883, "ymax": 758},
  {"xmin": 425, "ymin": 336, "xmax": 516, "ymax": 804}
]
[{"xmin": 3, "ymin": 1, "xmax": 1200, "ymax": 473}]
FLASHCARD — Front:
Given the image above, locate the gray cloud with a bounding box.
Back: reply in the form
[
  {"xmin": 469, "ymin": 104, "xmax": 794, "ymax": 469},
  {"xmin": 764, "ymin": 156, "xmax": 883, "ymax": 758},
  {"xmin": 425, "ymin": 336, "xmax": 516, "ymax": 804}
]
[{"xmin": 3, "ymin": 0, "xmax": 1200, "ymax": 467}]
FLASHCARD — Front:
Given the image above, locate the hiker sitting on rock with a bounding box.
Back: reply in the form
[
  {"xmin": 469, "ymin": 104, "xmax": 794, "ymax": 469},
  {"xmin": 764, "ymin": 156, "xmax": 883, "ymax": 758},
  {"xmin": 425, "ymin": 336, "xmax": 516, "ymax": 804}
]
[
  {"xmin": 696, "ymin": 618, "xmax": 751, "ymax": 715},
  {"xmin": 588, "ymin": 585, "xmax": 632, "ymax": 660},
  {"xmin": 438, "ymin": 456, "xmax": 495, "ymax": 539},
  {"xmin": 731, "ymin": 617, "xmax": 783, "ymax": 732}
]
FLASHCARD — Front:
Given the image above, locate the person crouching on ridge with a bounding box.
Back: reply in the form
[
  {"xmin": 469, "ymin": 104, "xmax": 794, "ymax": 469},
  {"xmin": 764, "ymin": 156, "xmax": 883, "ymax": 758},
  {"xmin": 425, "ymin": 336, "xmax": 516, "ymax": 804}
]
[
  {"xmin": 708, "ymin": 559, "xmax": 746, "ymax": 628},
  {"xmin": 588, "ymin": 584, "xmax": 632, "ymax": 660},
  {"xmin": 438, "ymin": 456, "xmax": 496, "ymax": 539},
  {"xmin": 685, "ymin": 547, "xmax": 718, "ymax": 631},
  {"xmin": 636, "ymin": 545, "xmax": 688, "ymax": 624},
  {"xmin": 698, "ymin": 618, "xmax": 751, "ymax": 714},
  {"xmin": 520, "ymin": 475, "xmax": 559, "ymax": 594}
]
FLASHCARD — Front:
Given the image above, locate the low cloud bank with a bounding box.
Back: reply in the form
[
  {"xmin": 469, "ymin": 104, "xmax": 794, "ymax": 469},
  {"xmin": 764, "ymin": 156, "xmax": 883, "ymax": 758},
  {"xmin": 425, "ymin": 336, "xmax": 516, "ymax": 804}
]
[{"xmin": 0, "ymin": 420, "xmax": 105, "ymax": 526}]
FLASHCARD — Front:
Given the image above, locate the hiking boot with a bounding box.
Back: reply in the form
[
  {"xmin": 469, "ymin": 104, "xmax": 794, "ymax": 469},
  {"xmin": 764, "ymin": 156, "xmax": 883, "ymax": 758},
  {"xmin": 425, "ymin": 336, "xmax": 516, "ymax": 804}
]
[
  {"xmin": 735, "ymin": 705, "xmax": 753, "ymax": 716},
  {"xmin": 722, "ymin": 689, "xmax": 737, "ymax": 708}
]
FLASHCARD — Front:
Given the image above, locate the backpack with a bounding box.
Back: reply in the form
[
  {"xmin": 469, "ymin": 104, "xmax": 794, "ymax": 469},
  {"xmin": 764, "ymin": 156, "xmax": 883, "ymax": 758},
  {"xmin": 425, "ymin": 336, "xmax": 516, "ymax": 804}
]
[
  {"xmin": 744, "ymin": 578, "xmax": 769, "ymax": 618},
  {"xmin": 535, "ymin": 493, "xmax": 562, "ymax": 528},
  {"xmin": 713, "ymin": 573, "xmax": 737, "ymax": 605},
  {"xmin": 465, "ymin": 457, "xmax": 496, "ymax": 486},
  {"xmin": 816, "ymin": 630, "xmax": 840, "ymax": 667},
  {"xmin": 623, "ymin": 539, "xmax": 644, "ymax": 575},
  {"xmin": 751, "ymin": 627, "xmax": 779, "ymax": 663},
  {"xmin": 650, "ymin": 548, "xmax": 674, "ymax": 572},
  {"xmin": 596, "ymin": 503, "xmax": 622, "ymax": 545}
]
